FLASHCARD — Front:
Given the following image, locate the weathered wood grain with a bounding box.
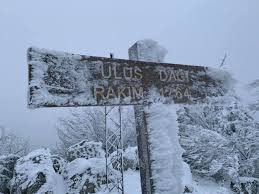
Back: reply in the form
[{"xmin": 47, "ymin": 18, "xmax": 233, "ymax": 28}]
[{"xmin": 28, "ymin": 47, "xmax": 230, "ymax": 108}]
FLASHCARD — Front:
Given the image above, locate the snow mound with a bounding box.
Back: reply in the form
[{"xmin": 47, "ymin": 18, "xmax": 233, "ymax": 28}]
[
  {"xmin": 0, "ymin": 154, "xmax": 19, "ymax": 193},
  {"xmin": 64, "ymin": 158, "xmax": 113, "ymax": 194},
  {"xmin": 51, "ymin": 155, "xmax": 67, "ymax": 175},
  {"xmin": 0, "ymin": 155, "xmax": 19, "ymax": 173},
  {"xmin": 110, "ymin": 146, "xmax": 139, "ymax": 171},
  {"xmin": 123, "ymin": 146, "xmax": 139, "ymax": 171},
  {"xmin": 10, "ymin": 149, "xmax": 66, "ymax": 194}
]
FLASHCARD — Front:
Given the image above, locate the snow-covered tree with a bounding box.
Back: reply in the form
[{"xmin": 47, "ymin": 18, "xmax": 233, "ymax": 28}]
[
  {"xmin": 246, "ymin": 79, "xmax": 259, "ymax": 113},
  {"xmin": 56, "ymin": 108, "xmax": 105, "ymax": 153},
  {"xmin": 0, "ymin": 126, "xmax": 29, "ymax": 156},
  {"xmin": 56, "ymin": 107, "xmax": 136, "ymax": 156},
  {"xmin": 178, "ymin": 91, "xmax": 259, "ymax": 182}
]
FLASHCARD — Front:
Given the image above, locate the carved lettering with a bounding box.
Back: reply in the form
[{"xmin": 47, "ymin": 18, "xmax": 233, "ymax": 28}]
[
  {"xmin": 159, "ymin": 69, "xmax": 190, "ymax": 82},
  {"xmin": 159, "ymin": 86, "xmax": 192, "ymax": 100},
  {"xmin": 118, "ymin": 87, "xmax": 127, "ymax": 98},
  {"xmin": 113, "ymin": 64, "xmax": 122, "ymax": 79},
  {"xmin": 98, "ymin": 63, "xmax": 193, "ymax": 102},
  {"xmin": 101, "ymin": 64, "xmax": 144, "ymax": 81},
  {"xmin": 123, "ymin": 67, "xmax": 133, "ymax": 80},
  {"xmin": 106, "ymin": 86, "xmax": 117, "ymax": 99},
  {"xmin": 94, "ymin": 86, "xmax": 146, "ymax": 101},
  {"xmin": 159, "ymin": 70, "xmax": 168, "ymax": 82},
  {"xmin": 132, "ymin": 87, "xmax": 144, "ymax": 99},
  {"xmin": 169, "ymin": 70, "xmax": 177, "ymax": 82},
  {"xmin": 101, "ymin": 65, "xmax": 111, "ymax": 79},
  {"xmin": 94, "ymin": 86, "xmax": 105, "ymax": 100},
  {"xmin": 175, "ymin": 87, "xmax": 183, "ymax": 99},
  {"xmin": 134, "ymin": 67, "xmax": 143, "ymax": 80}
]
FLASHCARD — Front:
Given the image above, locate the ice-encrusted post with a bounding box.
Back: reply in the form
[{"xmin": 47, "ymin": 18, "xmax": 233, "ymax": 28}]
[{"xmin": 129, "ymin": 40, "xmax": 184, "ymax": 194}]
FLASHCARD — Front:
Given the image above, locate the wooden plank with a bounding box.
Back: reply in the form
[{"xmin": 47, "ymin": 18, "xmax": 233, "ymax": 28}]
[{"xmin": 28, "ymin": 47, "xmax": 230, "ymax": 108}]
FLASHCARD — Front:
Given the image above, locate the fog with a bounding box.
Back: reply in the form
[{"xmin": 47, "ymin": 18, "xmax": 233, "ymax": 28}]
[{"xmin": 0, "ymin": 0, "xmax": 259, "ymax": 148}]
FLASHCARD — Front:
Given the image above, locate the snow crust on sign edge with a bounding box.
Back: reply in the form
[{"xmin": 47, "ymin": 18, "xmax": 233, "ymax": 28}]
[
  {"xmin": 27, "ymin": 47, "xmax": 96, "ymax": 109},
  {"xmin": 146, "ymin": 103, "xmax": 184, "ymax": 194},
  {"xmin": 28, "ymin": 47, "xmax": 85, "ymax": 61},
  {"xmin": 206, "ymin": 67, "xmax": 236, "ymax": 91},
  {"xmin": 129, "ymin": 39, "xmax": 168, "ymax": 63}
]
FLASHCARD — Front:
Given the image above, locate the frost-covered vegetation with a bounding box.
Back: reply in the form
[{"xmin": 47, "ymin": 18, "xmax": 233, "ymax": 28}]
[
  {"xmin": 0, "ymin": 141, "xmax": 140, "ymax": 194},
  {"xmin": 55, "ymin": 107, "xmax": 137, "ymax": 158},
  {"xmin": 0, "ymin": 126, "xmax": 29, "ymax": 156},
  {"xmin": 1, "ymin": 81, "xmax": 259, "ymax": 193},
  {"xmin": 178, "ymin": 90, "xmax": 259, "ymax": 193}
]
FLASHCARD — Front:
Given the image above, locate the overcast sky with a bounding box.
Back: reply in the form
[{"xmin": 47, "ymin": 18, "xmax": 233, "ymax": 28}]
[{"xmin": 0, "ymin": 0, "xmax": 259, "ymax": 148}]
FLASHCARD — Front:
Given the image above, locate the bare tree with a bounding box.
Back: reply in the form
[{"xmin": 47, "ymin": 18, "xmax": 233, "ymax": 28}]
[{"xmin": 56, "ymin": 107, "xmax": 137, "ymax": 156}]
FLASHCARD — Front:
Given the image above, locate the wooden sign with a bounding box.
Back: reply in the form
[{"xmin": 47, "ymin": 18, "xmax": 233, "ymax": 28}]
[{"xmin": 28, "ymin": 47, "xmax": 229, "ymax": 108}]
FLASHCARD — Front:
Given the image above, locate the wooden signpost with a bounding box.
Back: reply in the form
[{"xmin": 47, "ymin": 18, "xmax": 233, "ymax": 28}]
[
  {"xmin": 27, "ymin": 41, "xmax": 231, "ymax": 194},
  {"xmin": 28, "ymin": 48, "xmax": 228, "ymax": 108}
]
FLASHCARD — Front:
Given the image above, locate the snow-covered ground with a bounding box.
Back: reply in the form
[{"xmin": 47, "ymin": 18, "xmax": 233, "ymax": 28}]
[
  {"xmin": 192, "ymin": 178, "xmax": 233, "ymax": 194},
  {"xmin": 96, "ymin": 170, "xmax": 141, "ymax": 194},
  {"xmin": 94, "ymin": 170, "xmax": 233, "ymax": 194},
  {"xmin": 49, "ymin": 174, "xmax": 67, "ymax": 194}
]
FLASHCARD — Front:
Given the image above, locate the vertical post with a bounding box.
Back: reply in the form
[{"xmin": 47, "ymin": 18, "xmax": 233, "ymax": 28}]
[{"xmin": 128, "ymin": 40, "xmax": 167, "ymax": 194}]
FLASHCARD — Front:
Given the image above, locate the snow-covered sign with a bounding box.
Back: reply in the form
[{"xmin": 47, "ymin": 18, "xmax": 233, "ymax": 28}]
[
  {"xmin": 27, "ymin": 47, "xmax": 230, "ymax": 108},
  {"xmin": 26, "ymin": 41, "xmax": 235, "ymax": 194}
]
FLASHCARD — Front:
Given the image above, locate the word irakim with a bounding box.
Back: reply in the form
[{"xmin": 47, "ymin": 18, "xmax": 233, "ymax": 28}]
[{"xmin": 28, "ymin": 47, "xmax": 229, "ymax": 108}]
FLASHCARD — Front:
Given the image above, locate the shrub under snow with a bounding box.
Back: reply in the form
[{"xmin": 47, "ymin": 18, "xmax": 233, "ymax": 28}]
[
  {"xmin": 10, "ymin": 149, "xmax": 65, "ymax": 194},
  {"xmin": 67, "ymin": 140, "xmax": 105, "ymax": 162},
  {"xmin": 64, "ymin": 158, "xmax": 114, "ymax": 194},
  {"xmin": 0, "ymin": 155, "xmax": 19, "ymax": 193},
  {"xmin": 111, "ymin": 146, "xmax": 139, "ymax": 171}
]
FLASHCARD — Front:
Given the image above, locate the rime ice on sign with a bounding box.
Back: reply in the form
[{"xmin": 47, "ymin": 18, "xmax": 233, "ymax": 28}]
[
  {"xmin": 146, "ymin": 103, "xmax": 184, "ymax": 194},
  {"xmin": 128, "ymin": 39, "xmax": 167, "ymax": 63},
  {"xmin": 129, "ymin": 39, "xmax": 184, "ymax": 194},
  {"xmin": 28, "ymin": 47, "xmax": 231, "ymax": 108},
  {"xmin": 27, "ymin": 40, "xmax": 234, "ymax": 194}
]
